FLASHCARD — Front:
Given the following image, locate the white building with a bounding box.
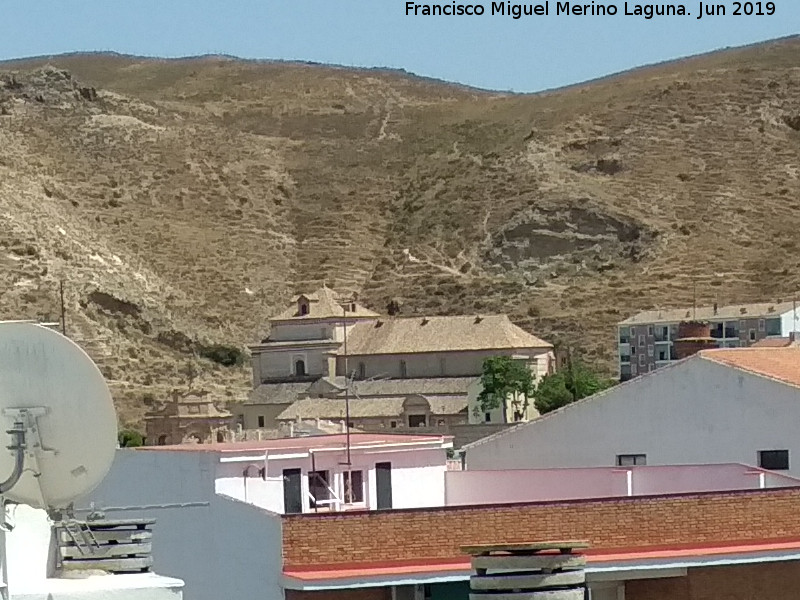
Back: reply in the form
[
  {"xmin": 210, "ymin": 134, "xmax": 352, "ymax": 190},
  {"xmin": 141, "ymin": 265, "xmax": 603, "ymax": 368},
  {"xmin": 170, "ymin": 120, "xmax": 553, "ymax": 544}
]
[
  {"xmin": 77, "ymin": 430, "xmax": 800, "ymax": 600},
  {"xmin": 78, "ymin": 433, "xmax": 452, "ymax": 600},
  {"xmin": 617, "ymin": 300, "xmax": 800, "ymax": 380},
  {"xmin": 464, "ymin": 347, "xmax": 800, "ymax": 476}
]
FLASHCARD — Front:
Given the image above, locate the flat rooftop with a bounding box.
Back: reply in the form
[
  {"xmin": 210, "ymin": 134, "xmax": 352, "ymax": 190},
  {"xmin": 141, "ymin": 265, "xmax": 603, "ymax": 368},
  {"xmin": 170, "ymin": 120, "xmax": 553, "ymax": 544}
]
[{"xmin": 138, "ymin": 432, "xmax": 453, "ymax": 454}]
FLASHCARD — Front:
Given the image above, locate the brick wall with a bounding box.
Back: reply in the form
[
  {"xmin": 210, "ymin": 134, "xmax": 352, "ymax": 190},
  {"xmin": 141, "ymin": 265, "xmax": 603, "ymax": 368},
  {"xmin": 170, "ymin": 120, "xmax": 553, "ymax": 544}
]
[
  {"xmin": 626, "ymin": 561, "xmax": 800, "ymax": 600},
  {"xmin": 282, "ymin": 488, "xmax": 800, "ymax": 566}
]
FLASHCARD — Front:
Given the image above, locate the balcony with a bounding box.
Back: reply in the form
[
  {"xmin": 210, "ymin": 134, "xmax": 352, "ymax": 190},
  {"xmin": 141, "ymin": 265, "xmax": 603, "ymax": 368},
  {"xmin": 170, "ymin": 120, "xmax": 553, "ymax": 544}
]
[{"xmin": 653, "ymin": 327, "xmax": 670, "ymax": 342}]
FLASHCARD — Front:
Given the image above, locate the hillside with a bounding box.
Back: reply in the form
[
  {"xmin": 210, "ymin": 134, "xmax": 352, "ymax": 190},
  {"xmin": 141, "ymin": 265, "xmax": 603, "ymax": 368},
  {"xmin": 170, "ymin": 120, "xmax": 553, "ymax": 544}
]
[{"xmin": 3, "ymin": 38, "xmax": 800, "ymax": 427}]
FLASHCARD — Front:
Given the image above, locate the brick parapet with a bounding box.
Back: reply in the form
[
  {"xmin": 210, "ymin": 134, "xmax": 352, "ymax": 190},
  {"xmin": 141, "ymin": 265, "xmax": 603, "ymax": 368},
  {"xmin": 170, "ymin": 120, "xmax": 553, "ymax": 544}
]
[{"xmin": 282, "ymin": 487, "xmax": 800, "ymax": 567}]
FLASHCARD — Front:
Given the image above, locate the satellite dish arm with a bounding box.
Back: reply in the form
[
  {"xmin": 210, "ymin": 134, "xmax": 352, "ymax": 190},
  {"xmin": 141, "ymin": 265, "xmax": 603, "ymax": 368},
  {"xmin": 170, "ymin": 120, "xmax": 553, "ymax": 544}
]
[{"xmin": 0, "ymin": 422, "xmax": 25, "ymax": 494}]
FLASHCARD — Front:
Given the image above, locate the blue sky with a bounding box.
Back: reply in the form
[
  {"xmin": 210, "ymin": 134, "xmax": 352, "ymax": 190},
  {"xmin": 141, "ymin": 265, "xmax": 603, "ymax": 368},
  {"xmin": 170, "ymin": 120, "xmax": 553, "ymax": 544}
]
[{"xmin": 2, "ymin": 1, "xmax": 797, "ymax": 92}]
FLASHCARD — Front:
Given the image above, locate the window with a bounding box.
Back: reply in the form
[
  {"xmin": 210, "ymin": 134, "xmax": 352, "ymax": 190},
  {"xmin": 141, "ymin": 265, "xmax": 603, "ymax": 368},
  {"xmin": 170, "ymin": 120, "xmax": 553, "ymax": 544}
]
[
  {"xmin": 749, "ymin": 329, "xmax": 756, "ymax": 342},
  {"xmin": 647, "ymin": 344, "xmax": 654, "ymax": 357},
  {"xmin": 399, "ymin": 360, "xmax": 408, "ymax": 378},
  {"xmin": 343, "ymin": 470, "xmax": 364, "ymax": 503},
  {"xmin": 294, "ymin": 359, "xmax": 306, "ymax": 376},
  {"xmin": 158, "ymin": 435, "xmax": 168, "ymax": 446},
  {"xmin": 647, "ymin": 325, "xmax": 654, "ymax": 336},
  {"xmin": 658, "ymin": 349, "xmax": 667, "ymax": 361},
  {"xmin": 257, "ymin": 415, "xmax": 265, "ymax": 428},
  {"xmin": 408, "ymin": 414, "xmax": 427, "ymax": 428},
  {"xmin": 759, "ymin": 319, "xmax": 765, "ymax": 332},
  {"xmin": 631, "ymin": 346, "xmax": 636, "ymax": 355},
  {"xmin": 358, "ymin": 362, "xmax": 366, "ymax": 379},
  {"xmin": 638, "ymin": 353, "xmax": 645, "ymax": 366},
  {"xmin": 390, "ymin": 420, "xmax": 397, "ymax": 428},
  {"xmin": 724, "ymin": 321, "xmax": 738, "ymax": 338},
  {"xmin": 299, "ymin": 302, "xmax": 309, "ymax": 316},
  {"xmin": 619, "ymin": 327, "xmax": 630, "ymax": 344},
  {"xmin": 620, "ymin": 354, "xmax": 631, "ymax": 363},
  {"xmin": 188, "ymin": 404, "xmax": 200, "ymax": 414},
  {"xmin": 308, "ymin": 470, "xmax": 331, "ymax": 509},
  {"xmin": 759, "ymin": 450, "xmax": 789, "ymax": 470},
  {"xmin": 630, "ymin": 326, "xmax": 636, "ymax": 336},
  {"xmin": 630, "ymin": 364, "xmax": 638, "ymax": 375},
  {"xmin": 638, "ymin": 335, "xmax": 645, "ymax": 346},
  {"xmin": 437, "ymin": 419, "xmax": 445, "ymax": 427},
  {"xmin": 484, "ymin": 412, "xmax": 491, "ymax": 423},
  {"xmin": 766, "ymin": 318, "xmax": 782, "ymax": 336},
  {"xmin": 617, "ymin": 454, "xmax": 647, "ymax": 466},
  {"xmin": 709, "ymin": 322, "xmax": 723, "ymax": 338}
]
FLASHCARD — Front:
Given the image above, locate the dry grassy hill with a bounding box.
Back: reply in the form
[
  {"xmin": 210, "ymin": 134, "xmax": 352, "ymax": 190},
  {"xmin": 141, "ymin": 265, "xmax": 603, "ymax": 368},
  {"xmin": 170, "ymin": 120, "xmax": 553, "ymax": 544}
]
[{"xmin": 3, "ymin": 38, "xmax": 800, "ymax": 427}]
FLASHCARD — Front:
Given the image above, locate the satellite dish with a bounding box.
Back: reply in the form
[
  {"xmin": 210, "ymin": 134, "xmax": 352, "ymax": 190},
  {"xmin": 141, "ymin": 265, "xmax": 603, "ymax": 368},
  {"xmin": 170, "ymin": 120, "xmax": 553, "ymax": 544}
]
[{"xmin": 0, "ymin": 321, "xmax": 117, "ymax": 510}]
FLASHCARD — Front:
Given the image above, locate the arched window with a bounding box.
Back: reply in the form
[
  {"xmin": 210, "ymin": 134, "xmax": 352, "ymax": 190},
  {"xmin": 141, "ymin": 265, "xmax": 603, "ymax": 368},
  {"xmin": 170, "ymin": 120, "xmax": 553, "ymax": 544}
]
[{"xmin": 295, "ymin": 359, "xmax": 306, "ymax": 376}]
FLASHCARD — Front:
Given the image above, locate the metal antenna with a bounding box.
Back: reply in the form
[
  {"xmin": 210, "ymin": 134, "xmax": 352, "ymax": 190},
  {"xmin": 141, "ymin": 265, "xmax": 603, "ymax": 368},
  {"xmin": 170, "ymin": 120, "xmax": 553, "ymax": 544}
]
[
  {"xmin": 339, "ymin": 297, "xmax": 353, "ymax": 503},
  {"xmin": 59, "ymin": 279, "xmax": 67, "ymax": 336}
]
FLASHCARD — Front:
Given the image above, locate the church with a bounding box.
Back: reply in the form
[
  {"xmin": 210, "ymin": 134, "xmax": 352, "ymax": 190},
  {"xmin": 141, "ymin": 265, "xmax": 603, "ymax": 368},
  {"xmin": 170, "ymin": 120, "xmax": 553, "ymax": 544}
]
[{"xmin": 234, "ymin": 287, "xmax": 554, "ymax": 435}]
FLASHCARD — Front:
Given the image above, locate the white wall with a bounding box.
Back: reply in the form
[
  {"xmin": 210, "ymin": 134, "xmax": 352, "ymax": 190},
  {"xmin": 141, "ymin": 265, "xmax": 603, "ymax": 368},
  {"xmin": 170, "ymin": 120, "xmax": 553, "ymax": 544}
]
[
  {"xmin": 465, "ymin": 358, "xmax": 800, "ymax": 477},
  {"xmin": 781, "ymin": 309, "xmax": 800, "ymax": 337},
  {"xmin": 269, "ymin": 322, "xmax": 331, "ymax": 342},
  {"xmin": 215, "ymin": 446, "xmax": 447, "ymax": 512},
  {"xmin": 257, "ymin": 347, "xmax": 330, "ymax": 380},
  {"xmin": 80, "ymin": 450, "xmax": 284, "ymax": 600},
  {"xmin": 341, "ymin": 349, "xmax": 548, "ymax": 380}
]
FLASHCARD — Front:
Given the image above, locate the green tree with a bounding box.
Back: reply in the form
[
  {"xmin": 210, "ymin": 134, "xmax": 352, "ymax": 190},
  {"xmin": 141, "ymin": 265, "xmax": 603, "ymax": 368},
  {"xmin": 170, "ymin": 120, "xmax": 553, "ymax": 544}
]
[
  {"xmin": 118, "ymin": 428, "xmax": 144, "ymax": 448},
  {"xmin": 533, "ymin": 358, "xmax": 615, "ymax": 415},
  {"xmin": 476, "ymin": 356, "xmax": 535, "ymax": 421}
]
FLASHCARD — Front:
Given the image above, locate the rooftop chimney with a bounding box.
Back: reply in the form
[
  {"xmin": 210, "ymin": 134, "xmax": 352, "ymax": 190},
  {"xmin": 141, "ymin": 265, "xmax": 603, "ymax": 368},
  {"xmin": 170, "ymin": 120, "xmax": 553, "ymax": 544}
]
[{"xmin": 673, "ymin": 321, "xmax": 718, "ymax": 360}]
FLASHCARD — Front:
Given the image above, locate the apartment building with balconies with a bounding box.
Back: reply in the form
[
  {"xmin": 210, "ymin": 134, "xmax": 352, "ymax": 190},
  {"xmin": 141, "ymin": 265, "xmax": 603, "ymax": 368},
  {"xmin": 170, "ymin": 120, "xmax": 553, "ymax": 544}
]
[{"xmin": 617, "ymin": 300, "xmax": 799, "ymax": 380}]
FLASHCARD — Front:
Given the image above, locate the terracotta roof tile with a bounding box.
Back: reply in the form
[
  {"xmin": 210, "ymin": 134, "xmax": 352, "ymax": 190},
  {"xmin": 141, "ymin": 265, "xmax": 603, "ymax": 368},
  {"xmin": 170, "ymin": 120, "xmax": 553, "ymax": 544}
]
[
  {"xmin": 699, "ymin": 347, "xmax": 800, "ymax": 388},
  {"xmin": 751, "ymin": 338, "xmax": 793, "ymax": 348}
]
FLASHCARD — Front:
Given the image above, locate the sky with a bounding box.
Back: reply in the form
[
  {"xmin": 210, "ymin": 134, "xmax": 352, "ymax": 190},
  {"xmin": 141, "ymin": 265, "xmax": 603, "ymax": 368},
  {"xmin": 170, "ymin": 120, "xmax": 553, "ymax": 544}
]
[{"xmin": 2, "ymin": 1, "xmax": 798, "ymax": 92}]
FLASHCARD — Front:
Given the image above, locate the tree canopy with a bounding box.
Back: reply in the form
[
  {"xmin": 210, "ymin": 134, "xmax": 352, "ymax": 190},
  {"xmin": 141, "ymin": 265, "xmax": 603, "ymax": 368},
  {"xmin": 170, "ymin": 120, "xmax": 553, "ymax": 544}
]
[
  {"xmin": 118, "ymin": 428, "xmax": 144, "ymax": 448},
  {"xmin": 476, "ymin": 356, "xmax": 535, "ymax": 421},
  {"xmin": 533, "ymin": 360, "xmax": 615, "ymax": 415}
]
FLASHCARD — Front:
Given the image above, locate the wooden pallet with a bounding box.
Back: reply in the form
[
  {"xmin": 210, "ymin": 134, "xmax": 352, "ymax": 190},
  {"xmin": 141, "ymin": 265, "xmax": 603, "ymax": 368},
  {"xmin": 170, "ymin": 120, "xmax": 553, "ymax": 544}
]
[
  {"xmin": 57, "ymin": 518, "xmax": 156, "ymax": 574},
  {"xmin": 462, "ymin": 541, "xmax": 589, "ymax": 600}
]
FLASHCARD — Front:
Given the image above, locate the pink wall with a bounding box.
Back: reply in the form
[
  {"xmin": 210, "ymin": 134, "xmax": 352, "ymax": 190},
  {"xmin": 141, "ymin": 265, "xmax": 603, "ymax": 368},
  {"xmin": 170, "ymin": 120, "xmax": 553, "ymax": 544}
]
[{"xmin": 445, "ymin": 464, "xmax": 800, "ymax": 506}]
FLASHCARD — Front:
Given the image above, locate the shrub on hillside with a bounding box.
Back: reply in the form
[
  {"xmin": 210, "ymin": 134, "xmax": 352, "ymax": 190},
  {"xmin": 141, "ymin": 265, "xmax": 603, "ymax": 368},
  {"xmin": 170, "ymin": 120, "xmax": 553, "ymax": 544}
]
[{"xmin": 198, "ymin": 344, "xmax": 245, "ymax": 367}]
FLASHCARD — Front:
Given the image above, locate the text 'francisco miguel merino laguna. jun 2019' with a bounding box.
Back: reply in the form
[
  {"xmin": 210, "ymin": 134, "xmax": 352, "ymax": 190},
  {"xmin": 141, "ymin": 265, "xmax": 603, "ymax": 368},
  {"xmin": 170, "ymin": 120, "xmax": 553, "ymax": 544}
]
[{"xmin": 404, "ymin": 1, "xmax": 777, "ymax": 19}]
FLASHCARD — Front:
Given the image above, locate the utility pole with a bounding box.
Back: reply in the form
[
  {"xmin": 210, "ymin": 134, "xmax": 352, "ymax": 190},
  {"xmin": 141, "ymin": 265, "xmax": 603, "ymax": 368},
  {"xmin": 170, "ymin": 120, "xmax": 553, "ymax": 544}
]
[
  {"xmin": 341, "ymin": 299, "xmax": 352, "ymax": 503},
  {"xmin": 567, "ymin": 346, "xmax": 577, "ymax": 402},
  {"xmin": 59, "ymin": 279, "xmax": 67, "ymax": 336}
]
